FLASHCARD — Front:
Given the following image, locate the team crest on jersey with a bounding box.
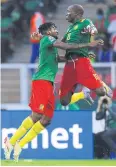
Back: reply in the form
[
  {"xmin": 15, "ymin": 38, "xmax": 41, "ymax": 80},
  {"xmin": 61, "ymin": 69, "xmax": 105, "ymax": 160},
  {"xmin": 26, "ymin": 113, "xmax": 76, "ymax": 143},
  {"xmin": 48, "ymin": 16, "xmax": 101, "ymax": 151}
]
[
  {"xmin": 74, "ymin": 25, "xmax": 78, "ymax": 30},
  {"xmin": 39, "ymin": 104, "xmax": 44, "ymax": 111}
]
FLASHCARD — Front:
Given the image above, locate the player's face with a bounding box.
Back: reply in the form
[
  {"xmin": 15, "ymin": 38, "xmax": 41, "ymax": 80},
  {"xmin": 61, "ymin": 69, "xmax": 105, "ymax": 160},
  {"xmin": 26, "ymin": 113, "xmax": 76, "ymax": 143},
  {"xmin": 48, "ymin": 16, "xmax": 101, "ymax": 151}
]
[
  {"xmin": 49, "ymin": 26, "xmax": 58, "ymax": 39},
  {"xmin": 66, "ymin": 6, "xmax": 77, "ymax": 23}
]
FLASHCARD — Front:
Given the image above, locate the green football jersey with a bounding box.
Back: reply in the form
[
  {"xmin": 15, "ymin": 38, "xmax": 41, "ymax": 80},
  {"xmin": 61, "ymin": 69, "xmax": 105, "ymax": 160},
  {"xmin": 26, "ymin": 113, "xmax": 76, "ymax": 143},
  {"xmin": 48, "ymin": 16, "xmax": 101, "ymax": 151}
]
[
  {"xmin": 32, "ymin": 35, "xmax": 58, "ymax": 82},
  {"xmin": 63, "ymin": 19, "xmax": 96, "ymax": 58}
]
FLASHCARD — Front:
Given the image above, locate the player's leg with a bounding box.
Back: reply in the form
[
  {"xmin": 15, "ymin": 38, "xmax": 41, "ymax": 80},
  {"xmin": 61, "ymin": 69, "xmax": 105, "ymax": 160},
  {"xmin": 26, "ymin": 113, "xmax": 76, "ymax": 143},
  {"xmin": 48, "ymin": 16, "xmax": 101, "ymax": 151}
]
[
  {"xmin": 60, "ymin": 89, "xmax": 74, "ymax": 106},
  {"xmin": 13, "ymin": 80, "xmax": 54, "ymax": 161},
  {"xmin": 79, "ymin": 72, "xmax": 108, "ymax": 98},
  {"xmin": 13, "ymin": 114, "xmax": 51, "ymax": 162},
  {"xmin": 59, "ymin": 62, "xmax": 93, "ymax": 106},
  {"xmin": 4, "ymin": 116, "xmax": 35, "ymax": 160},
  {"xmin": 9, "ymin": 112, "xmax": 43, "ymax": 146},
  {"xmin": 75, "ymin": 58, "xmax": 112, "ymax": 98},
  {"xmin": 4, "ymin": 80, "xmax": 44, "ymax": 160},
  {"xmin": 60, "ymin": 85, "xmax": 93, "ymax": 106},
  {"xmin": 4, "ymin": 112, "xmax": 43, "ymax": 160},
  {"xmin": 16, "ymin": 115, "xmax": 51, "ymax": 149},
  {"xmin": 16, "ymin": 95, "xmax": 54, "ymax": 150},
  {"xmin": 101, "ymin": 81, "xmax": 113, "ymax": 98},
  {"xmin": 4, "ymin": 112, "xmax": 42, "ymax": 161},
  {"xmin": 70, "ymin": 86, "xmax": 94, "ymax": 105},
  {"xmin": 94, "ymin": 81, "xmax": 112, "ymax": 98},
  {"xmin": 14, "ymin": 110, "xmax": 54, "ymax": 162},
  {"xmin": 10, "ymin": 110, "xmax": 43, "ymax": 142},
  {"xmin": 4, "ymin": 115, "xmax": 36, "ymax": 160},
  {"xmin": 4, "ymin": 81, "xmax": 36, "ymax": 154},
  {"xmin": 60, "ymin": 87, "xmax": 94, "ymax": 106}
]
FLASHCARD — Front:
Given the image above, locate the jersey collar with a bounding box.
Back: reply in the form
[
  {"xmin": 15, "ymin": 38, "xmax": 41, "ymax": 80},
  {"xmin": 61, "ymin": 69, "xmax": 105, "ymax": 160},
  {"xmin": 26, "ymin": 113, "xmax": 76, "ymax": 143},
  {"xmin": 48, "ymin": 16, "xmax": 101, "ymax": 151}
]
[{"xmin": 73, "ymin": 18, "xmax": 85, "ymax": 24}]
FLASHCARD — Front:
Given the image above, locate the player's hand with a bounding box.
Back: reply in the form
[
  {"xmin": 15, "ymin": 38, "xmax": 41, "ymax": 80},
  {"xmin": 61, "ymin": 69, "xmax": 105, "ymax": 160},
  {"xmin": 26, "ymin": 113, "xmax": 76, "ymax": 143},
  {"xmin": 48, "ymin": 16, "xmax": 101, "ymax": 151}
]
[
  {"xmin": 30, "ymin": 32, "xmax": 42, "ymax": 40},
  {"xmin": 89, "ymin": 39, "xmax": 104, "ymax": 47},
  {"xmin": 88, "ymin": 52, "xmax": 96, "ymax": 59}
]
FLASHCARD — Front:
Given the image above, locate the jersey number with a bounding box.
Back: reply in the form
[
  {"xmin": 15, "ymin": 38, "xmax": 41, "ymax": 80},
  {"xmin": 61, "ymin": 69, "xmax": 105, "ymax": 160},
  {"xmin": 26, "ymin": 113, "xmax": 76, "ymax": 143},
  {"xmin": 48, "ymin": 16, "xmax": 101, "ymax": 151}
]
[
  {"xmin": 93, "ymin": 74, "xmax": 100, "ymax": 80},
  {"xmin": 67, "ymin": 33, "xmax": 71, "ymax": 40}
]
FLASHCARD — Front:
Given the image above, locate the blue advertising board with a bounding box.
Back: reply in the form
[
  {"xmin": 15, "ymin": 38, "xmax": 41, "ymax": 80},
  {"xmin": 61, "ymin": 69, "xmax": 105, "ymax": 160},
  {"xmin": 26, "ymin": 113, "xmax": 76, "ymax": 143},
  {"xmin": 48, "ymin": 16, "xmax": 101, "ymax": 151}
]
[{"xmin": 1, "ymin": 110, "xmax": 93, "ymax": 159}]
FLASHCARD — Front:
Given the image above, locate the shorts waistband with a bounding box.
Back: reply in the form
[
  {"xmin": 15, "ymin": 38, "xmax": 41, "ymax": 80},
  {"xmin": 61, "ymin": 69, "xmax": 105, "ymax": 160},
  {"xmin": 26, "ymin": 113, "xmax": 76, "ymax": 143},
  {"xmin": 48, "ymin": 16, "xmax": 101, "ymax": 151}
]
[{"xmin": 67, "ymin": 58, "xmax": 79, "ymax": 63}]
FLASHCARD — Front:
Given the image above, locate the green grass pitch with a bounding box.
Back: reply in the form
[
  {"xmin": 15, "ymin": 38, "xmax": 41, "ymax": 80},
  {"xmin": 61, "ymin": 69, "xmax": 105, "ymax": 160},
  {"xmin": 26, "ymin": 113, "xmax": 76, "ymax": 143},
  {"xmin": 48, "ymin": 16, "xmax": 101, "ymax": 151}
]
[{"xmin": 1, "ymin": 159, "xmax": 116, "ymax": 166}]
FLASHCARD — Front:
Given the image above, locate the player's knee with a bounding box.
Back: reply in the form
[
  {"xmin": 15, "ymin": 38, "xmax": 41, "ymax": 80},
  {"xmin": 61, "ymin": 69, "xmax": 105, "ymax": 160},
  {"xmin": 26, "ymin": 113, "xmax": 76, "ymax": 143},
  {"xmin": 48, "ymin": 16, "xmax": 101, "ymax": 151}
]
[
  {"xmin": 60, "ymin": 98, "xmax": 70, "ymax": 106},
  {"xmin": 40, "ymin": 120, "xmax": 51, "ymax": 127},
  {"xmin": 40, "ymin": 116, "xmax": 51, "ymax": 127},
  {"xmin": 30, "ymin": 112, "xmax": 43, "ymax": 123},
  {"xmin": 96, "ymin": 87, "xmax": 106, "ymax": 96},
  {"xmin": 60, "ymin": 91, "xmax": 73, "ymax": 106},
  {"xmin": 60, "ymin": 93, "xmax": 72, "ymax": 106}
]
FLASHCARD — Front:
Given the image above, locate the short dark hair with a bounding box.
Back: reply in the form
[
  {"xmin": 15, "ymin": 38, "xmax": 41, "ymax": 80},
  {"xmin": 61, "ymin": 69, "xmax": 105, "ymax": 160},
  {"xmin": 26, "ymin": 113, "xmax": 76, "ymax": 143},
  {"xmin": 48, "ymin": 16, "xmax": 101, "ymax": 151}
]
[{"xmin": 38, "ymin": 22, "xmax": 56, "ymax": 35}]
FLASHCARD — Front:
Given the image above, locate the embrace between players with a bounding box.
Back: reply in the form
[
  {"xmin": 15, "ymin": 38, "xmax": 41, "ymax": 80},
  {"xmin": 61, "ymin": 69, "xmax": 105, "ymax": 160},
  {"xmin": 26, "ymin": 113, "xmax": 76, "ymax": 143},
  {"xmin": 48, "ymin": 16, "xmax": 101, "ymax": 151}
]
[{"xmin": 4, "ymin": 4, "xmax": 113, "ymax": 161}]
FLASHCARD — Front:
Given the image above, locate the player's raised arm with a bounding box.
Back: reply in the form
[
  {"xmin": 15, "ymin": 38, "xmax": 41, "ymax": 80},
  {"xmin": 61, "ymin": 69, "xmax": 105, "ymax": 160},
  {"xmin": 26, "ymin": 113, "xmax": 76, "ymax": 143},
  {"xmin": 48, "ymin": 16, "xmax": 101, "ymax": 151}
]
[
  {"xmin": 31, "ymin": 32, "xmax": 42, "ymax": 41},
  {"xmin": 53, "ymin": 39, "xmax": 104, "ymax": 50}
]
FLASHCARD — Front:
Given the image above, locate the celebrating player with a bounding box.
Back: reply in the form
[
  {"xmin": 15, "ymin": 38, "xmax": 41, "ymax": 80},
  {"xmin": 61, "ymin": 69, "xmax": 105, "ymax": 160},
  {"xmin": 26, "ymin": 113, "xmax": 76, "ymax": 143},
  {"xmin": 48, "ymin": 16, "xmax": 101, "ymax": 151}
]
[
  {"xmin": 59, "ymin": 4, "xmax": 113, "ymax": 106},
  {"xmin": 4, "ymin": 22, "xmax": 102, "ymax": 162}
]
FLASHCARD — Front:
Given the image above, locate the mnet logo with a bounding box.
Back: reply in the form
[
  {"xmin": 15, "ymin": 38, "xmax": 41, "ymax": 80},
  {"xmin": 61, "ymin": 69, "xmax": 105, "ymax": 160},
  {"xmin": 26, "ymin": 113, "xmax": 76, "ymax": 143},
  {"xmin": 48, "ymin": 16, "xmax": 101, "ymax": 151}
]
[{"xmin": 2, "ymin": 124, "xmax": 83, "ymax": 150}]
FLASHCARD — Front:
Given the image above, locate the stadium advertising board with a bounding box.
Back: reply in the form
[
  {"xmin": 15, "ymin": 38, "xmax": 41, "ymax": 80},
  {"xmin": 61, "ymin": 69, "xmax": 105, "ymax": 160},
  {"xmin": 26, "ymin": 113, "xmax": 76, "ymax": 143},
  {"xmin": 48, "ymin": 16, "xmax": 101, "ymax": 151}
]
[{"xmin": 1, "ymin": 110, "xmax": 93, "ymax": 159}]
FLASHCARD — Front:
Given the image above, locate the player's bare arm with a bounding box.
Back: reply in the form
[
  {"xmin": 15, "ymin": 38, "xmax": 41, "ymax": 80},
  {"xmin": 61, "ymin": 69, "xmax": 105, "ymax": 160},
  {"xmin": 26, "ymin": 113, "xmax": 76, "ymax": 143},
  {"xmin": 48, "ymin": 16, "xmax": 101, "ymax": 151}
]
[
  {"xmin": 53, "ymin": 39, "xmax": 104, "ymax": 50},
  {"xmin": 30, "ymin": 32, "xmax": 103, "ymax": 50}
]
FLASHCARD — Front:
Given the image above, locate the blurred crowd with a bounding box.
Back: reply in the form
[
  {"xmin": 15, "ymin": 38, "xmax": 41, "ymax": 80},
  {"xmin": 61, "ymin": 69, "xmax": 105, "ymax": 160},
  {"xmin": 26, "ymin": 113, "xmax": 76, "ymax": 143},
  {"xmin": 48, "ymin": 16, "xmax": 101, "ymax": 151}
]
[
  {"xmin": 1, "ymin": 0, "xmax": 116, "ymax": 63},
  {"xmin": 1, "ymin": 0, "xmax": 62, "ymax": 62},
  {"xmin": 92, "ymin": 1, "xmax": 116, "ymax": 62}
]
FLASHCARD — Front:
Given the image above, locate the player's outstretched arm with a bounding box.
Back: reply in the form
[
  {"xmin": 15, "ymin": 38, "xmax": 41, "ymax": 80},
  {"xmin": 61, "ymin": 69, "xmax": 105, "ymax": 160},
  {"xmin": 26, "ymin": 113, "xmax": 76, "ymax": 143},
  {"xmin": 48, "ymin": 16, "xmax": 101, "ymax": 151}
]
[{"xmin": 53, "ymin": 39, "xmax": 104, "ymax": 50}]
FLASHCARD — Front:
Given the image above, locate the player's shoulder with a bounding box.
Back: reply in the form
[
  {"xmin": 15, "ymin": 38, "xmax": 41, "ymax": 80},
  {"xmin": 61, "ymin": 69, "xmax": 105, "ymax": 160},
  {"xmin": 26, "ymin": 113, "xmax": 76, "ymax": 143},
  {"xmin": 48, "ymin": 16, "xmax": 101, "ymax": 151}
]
[
  {"xmin": 42, "ymin": 35, "xmax": 56, "ymax": 42},
  {"xmin": 40, "ymin": 35, "xmax": 50, "ymax": 44},
  {"xmin": 41, "ymin": 35, "xmax": 48, "ymax": 42},
  {"xmin": 83, "ymin": 18, "xmax": 93, "ymax": 25},
  {"xmin": 48, "ymin": 36, "xmax": 56, "ymax": 42}
]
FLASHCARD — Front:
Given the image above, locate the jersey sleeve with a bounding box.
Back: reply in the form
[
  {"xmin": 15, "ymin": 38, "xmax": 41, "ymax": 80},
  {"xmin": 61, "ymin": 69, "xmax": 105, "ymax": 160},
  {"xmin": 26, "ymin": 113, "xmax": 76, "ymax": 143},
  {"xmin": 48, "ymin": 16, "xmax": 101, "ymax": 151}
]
[
  {"xmin": 84, "ymin": 19, "xmax": 98, "ymax": 35},
  {"xmin": 45, "ymin": 36, "xmax": 57, "ymax": 47}
]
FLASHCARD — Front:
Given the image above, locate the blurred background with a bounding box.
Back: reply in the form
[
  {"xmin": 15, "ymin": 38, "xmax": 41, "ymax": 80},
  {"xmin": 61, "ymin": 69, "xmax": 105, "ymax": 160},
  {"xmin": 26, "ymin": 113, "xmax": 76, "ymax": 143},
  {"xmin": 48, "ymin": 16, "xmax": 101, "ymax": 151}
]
[{"xmin": 1, "ymin": 0, "xmax": 116, "ymax": 161}]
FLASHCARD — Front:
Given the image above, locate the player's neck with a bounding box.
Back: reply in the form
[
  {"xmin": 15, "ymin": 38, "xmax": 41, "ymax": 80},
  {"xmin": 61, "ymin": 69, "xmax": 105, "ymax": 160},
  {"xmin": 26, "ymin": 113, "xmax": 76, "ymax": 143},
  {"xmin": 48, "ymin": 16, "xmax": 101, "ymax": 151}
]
[{"xmin": 73, "ymin": 17, "xmax": 83, "ymax": 24}]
